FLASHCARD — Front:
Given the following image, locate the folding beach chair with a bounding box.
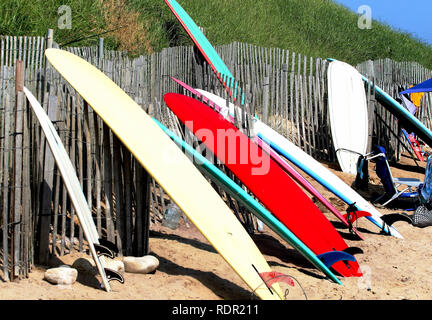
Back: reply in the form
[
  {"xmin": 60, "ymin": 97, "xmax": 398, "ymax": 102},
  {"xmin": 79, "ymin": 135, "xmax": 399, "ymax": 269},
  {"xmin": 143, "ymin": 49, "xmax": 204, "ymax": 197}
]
[{"xmin": 369, "ymin": 146, "xmax": 422, "ymax": 207}]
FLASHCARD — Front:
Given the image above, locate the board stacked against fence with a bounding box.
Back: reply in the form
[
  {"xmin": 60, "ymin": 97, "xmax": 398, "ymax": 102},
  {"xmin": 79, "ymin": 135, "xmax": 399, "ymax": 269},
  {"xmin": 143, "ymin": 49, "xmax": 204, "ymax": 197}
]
[
  {"xmin": 165, "ymin": 92, "xmax": 363, "ymax": 278},
  {"xmin": 45, "ymin": 48, "xmax": 288, "ymax": 300},
  {"xmin": 23, "ymin": 87, "xmax": 123, "ymax": 292}
]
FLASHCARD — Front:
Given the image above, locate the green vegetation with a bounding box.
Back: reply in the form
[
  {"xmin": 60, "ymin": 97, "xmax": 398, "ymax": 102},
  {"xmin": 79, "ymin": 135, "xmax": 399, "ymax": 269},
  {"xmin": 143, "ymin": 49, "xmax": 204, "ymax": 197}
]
[
  {"xmin": 1, "ymin": 0, "xmax": 431, "ymax": 68},
  {"xmin": 0, "ymin": 0, "xmax": 110, "ymax": 47}
]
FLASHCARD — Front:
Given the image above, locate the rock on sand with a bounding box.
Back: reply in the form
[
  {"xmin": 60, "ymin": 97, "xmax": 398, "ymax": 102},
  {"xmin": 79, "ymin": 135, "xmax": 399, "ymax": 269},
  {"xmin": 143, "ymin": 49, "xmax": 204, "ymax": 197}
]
[
  {"xmin": 123, "ymin": 256, "xmax": 159, "ymax": 274},
  {"xmin": 44, "ymin": 266, "xmax": 78, "ymax": 286}
]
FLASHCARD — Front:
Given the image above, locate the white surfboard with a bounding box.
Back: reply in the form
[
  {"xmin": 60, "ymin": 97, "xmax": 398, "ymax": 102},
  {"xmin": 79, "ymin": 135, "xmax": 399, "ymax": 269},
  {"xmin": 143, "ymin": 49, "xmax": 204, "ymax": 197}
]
[
  {"xmin": 196, "ymin": 89, "xmax": 403, "ymax": 239},
  {"xmin": 24, "ymin": 87, "xmax": 123, "ymax": 291},
  {"xmin": 327, "ymin": 60, "xmax": 368, "ymax": 174}
]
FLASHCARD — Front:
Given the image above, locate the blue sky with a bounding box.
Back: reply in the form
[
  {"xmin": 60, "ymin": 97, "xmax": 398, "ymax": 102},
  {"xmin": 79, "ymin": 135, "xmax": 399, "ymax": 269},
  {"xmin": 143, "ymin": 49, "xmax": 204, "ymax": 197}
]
[{"xmin": 333, "ymin": 0, "xmax": 432, "ymax": 45}]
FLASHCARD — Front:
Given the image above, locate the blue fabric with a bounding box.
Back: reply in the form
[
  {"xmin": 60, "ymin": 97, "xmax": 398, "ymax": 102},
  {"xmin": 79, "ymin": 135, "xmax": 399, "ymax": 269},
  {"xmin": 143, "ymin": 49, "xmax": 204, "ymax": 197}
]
[
  {"xmin": 421, "ymin": 155, "xmax": 432, "ymax": 203},
  {"xmin": 374, "ymin": 146, "xmax": 395, "ymax": 195},
  {"xmin": 399, "ymin": 191, "xmax": 420, "ymax": 198},
  {"xmin": 400, "ymin": 95, "xmax": 418, "ymax": 115},
  {"xmin": 400, "ymin": 78, "xmax": 432, "ymax": 94}
]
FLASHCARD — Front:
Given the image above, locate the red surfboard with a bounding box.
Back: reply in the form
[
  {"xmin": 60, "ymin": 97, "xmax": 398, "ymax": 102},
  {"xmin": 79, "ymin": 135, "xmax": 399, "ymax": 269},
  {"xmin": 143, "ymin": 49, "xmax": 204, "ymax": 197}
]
[{"xmin": 164, "ymin": 93, "xmax": 362, "ymax": 277}]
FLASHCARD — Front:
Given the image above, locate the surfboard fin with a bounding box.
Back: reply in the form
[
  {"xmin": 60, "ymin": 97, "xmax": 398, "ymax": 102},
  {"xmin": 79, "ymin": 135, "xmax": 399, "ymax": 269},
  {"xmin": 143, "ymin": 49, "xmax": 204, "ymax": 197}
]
[
  {"xmin": 317, "ymin": 251, "xmax": 356, "ymax": 269},
  {"xmin": 343, "ymin": 203, "xmax": 371, "ymax": 239},
  {"xmin": 343, "ymin": 247, "xmax": 364, "ymax": 256},
  {"xmin": 98, "ymin": 239, "xmax": 119, "ymax": 254},
  {"xmin": 380, "ymin": 213, "xmax": 412, "ymax": 234},
  {"xmin": 342, "ymin": 211, "xmax": 372, "ymax": 224},
  {"xmin": 104, "ymin": 268, "xmax": 124, "ymax": 284},
  {"xmin": 94, "ymin": 243, "xmax": 116, "ymax": 259},
  {"xmin": 258, "ymin": 271, "xmax": 295, "ymax": 288}
]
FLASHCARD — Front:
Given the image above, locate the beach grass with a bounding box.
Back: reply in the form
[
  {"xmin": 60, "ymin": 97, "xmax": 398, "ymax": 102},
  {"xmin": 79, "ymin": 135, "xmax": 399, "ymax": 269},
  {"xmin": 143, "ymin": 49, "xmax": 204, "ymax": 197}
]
[{"xmin": 1, "ymin": 0, "xmax": 431, "ymax": 68}]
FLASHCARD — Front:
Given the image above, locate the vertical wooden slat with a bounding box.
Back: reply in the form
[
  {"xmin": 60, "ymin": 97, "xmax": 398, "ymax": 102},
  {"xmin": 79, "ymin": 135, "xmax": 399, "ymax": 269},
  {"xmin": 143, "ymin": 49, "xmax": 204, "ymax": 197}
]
[
  {"xmin": 22, "ymin": 94, "xmax": 32, "ymax": 277},
  {"xmin": 2, "ymin": 92, "xmax": 11, "ymax": 281},
  {"xmin": 103, "ymin": 124, "xmax": 115, "ymax": 243},
  {"xmin": 38, "ymin": 95, "xmax": 57, "ymax": 264}
]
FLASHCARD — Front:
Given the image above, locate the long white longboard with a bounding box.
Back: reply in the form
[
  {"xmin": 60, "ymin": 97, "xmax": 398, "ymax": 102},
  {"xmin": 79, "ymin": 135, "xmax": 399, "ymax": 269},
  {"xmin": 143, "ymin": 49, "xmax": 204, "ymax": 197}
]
[{"xmin": 24, "ymin": 87, "xmax": 123, "ymax": 291}]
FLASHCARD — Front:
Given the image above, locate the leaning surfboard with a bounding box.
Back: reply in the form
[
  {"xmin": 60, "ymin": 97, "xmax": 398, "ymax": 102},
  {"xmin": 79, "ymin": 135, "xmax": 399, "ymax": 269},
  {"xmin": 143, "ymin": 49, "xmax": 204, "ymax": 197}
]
[
  {"xmin": 165, "ymin": 93, "xmax": 362, "ymax": 278},
  {"xmin": 254, "ymin": 122, "xmax": 403, "ymax": 238},
  {"xmin": 45, "ymin": 48, "xmax": 283, "ymax": 300},
  {"xmin": 154, "ymin": 119, "xmax": 342, "ymax": 284},
  {"xmin": 327, "ymin": 61, "xmax": 368, "ymax": 174},
  {"xmin": 172, "ymin": 78, "xmax": 363, "ymax": 239},
  {"xmin": 164, "ymin": 0, "xmax": 242, "ymax": 100},
  {"xmin": 24, "ymin": 87, "xmax": 123, "ymax": 292},
  {"xmin": 401, "ymin": 128, "xmax": 424, "ymax": 162},
  {"xmin": 190, "ymin": 86, "xmax": 402, "ymax": 238},
  {"xmin": 191, "ymin": 86, "xmax": 364, "ymax": 238},
  {"xmin": 164, "ymin": 0, "xmax": 232, "ymax": 79}
]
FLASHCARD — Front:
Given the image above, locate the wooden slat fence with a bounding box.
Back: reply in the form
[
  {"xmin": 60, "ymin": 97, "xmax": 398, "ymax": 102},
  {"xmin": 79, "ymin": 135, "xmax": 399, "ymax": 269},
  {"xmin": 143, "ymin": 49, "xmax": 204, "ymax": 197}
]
[{"xmin": 1, "ymin": 33, "xmax": 432, "ymax": 282}]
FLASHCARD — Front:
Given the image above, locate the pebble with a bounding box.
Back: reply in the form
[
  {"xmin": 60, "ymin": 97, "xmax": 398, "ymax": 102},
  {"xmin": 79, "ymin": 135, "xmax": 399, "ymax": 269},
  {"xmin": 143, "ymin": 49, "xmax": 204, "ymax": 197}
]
[
  {"xmin": 44, "ymin": 266, "xmax": 77, "ymax": 286},
  {"xmin": 123, "ymin": 255, "xmax": 159, "ymax": 274}
]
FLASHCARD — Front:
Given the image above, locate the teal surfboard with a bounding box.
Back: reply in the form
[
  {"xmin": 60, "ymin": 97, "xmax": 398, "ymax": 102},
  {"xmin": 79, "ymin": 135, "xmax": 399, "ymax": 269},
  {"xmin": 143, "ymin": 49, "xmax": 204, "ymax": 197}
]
[
  {"xmin": 164, "ymin": 0, "xmax": 243, "ymax": 100},
  {"xmin": 363, "ymin": 77, "xmax": 432, "ymax": 147},
  {"xmin": 164, "ymin": 0, "xmax": 233, "ymax": 78},
  {"xmin": 154, "ymin": 119, "xmax": 342, "ymax": 285}
]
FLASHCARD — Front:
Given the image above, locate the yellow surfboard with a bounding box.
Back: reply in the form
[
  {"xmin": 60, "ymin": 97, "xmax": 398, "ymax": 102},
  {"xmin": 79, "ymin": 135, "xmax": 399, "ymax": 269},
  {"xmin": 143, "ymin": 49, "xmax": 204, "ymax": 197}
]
[{"xmin": 45, "ymin": 48, "xmax": 282, "ymax": 300}]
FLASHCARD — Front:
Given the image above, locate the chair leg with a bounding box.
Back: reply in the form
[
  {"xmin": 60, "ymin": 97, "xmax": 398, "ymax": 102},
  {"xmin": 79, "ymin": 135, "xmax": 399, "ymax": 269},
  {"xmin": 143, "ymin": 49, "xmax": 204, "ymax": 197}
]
[
  {"xmin": 373, "ymin": 193, "xmax": 387, "ymax": 204},
  {"xmin": 381, "ymin": 193, "xmax": 400, "ymax": 207},
  {"xmin": 373, "ymin": 192, "xmax": 400, "ymax": 207}
]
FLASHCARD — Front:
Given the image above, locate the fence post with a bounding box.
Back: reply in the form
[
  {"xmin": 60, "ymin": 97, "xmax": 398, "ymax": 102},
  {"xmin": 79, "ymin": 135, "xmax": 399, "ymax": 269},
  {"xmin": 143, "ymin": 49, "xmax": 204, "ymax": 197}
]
[
  {"xmin": 12, "ymin": 60, "xmax": 25, "ymax": 279},
  {"xmin": 44, "ymin": 29, "xmax": 53, "ymax": 68},
  {"xmin": 366, "ymin": 60, "xmax": 376, "ymax": 154}
]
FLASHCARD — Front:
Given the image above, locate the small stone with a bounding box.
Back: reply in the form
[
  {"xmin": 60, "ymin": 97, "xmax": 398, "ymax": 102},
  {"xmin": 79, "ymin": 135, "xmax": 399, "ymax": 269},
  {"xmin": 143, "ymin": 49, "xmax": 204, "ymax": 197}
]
[
  {"xmin": 44, "ymin": 266, "xmax": 77, "ymax": 286},
  {"xmin": 123, "ymin": 255, "xmax": 159, "ymax": 274}
]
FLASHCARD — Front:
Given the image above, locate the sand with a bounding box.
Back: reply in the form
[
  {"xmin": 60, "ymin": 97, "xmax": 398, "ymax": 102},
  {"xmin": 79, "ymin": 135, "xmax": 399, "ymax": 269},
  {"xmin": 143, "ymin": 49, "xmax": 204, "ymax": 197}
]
[{"xmin": 0, "ymin": 152, "xmax": 431, "ymax": 301}]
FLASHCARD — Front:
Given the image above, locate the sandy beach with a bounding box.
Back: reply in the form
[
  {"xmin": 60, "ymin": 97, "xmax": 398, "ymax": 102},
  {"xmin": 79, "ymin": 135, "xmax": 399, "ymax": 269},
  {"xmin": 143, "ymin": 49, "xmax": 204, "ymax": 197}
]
[{"xmin": 0, "ymin": 151, "xmax": 430, "ymax": 301}]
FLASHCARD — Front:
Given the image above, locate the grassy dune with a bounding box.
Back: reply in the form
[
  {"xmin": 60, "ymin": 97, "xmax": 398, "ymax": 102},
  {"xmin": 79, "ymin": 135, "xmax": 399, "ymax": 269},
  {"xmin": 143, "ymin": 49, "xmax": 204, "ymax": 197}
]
[{"xmin": 1, "ymin": 0, "xmax": 431, "ymax": 68}]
